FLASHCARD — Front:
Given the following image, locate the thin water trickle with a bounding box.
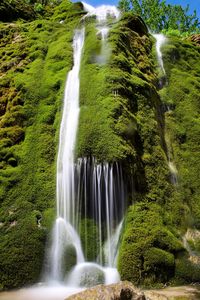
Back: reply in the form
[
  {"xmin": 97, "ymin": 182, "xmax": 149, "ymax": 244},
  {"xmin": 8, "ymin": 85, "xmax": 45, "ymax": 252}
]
[
  {"xmin": 153, "ymin": 33, "xmax": 167, "ymax": 76},
  {"xmin": 82, "ymin": 2, "xmax": 120, "ymax": 63},
  {"xmin": 154, "ymin": 33, "xmax": 178, "ymax": 185}
]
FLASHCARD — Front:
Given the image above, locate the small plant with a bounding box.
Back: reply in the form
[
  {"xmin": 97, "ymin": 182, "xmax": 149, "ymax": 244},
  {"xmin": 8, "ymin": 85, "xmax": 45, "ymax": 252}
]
[{"xmin": 34, "ymin": 3, "xmax": 44, "ymax": 13}]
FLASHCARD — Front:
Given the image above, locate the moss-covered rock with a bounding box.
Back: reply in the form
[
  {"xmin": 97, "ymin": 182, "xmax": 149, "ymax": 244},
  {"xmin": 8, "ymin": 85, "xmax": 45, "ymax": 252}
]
[
  {"xmin": 118, "ymin": 203, "xmax": 183, "ymax": 286},
  {"xmin": 117, "ymin": 18, "xmax": 200, "ymax": 288},
  {"xmin": 0, "ymin": 0, "xmax": 84, "ymax": 289},
  {"xmin": 0, "ymin": 0, "xmax": 35, "ymax": 22}
]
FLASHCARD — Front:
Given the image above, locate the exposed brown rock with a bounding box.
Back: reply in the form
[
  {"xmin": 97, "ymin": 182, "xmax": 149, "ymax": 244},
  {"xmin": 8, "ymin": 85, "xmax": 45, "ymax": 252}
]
[
  {"xmin": 144, "ymin": 285, "xmax": 200, "ymax": 300},
  {"xmin": 189, "ymin": 34, "xmax": 200, "ymax": 47},
  {"xmin": 66, "ymin": 281, "xmax": 145, "ymax": 300}
]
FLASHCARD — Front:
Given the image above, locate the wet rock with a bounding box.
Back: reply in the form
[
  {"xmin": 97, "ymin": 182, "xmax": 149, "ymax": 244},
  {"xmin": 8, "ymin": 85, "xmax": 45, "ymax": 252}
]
[{"xmin": 66, "ymin": 281, "xmax": 145, "ymax": 300}]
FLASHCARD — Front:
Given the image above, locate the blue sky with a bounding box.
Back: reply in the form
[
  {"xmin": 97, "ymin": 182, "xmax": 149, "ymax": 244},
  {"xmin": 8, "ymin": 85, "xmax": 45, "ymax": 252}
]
[{"xmin": 80, "ymin": 0, "xmax": 200, "ymax": 18}]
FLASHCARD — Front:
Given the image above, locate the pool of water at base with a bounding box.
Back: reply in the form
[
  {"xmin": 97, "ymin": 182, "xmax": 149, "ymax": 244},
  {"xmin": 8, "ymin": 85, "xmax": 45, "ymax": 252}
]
[{"xmin": 0, "ymin": 285, "xmax": 83, "ymax": 300}]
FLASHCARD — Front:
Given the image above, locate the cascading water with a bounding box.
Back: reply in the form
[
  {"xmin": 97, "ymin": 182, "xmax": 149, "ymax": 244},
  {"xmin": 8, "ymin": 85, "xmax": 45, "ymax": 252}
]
[
  {"xmin": 46, "ymin": 3, "xmax": 124, "ymax": 290},
  {"xmin": 154, "ymin": 33, "xmax": 178, "ymax": 185},
  {"xmin": 48, "ymin": 28, "xmax": 85, "ymax": 282},
  {"xmin": 0, "ymin": 5, "xmax": 125, "ymax": 300},
  {"xmin": 75, "ymin": 158, "xmax": 125, "ymax": 267},
  {"xmin": 83, "ymin": 2, "xmax": 119, "ymax": 63},
  {"xmin": 153, "ymin": 33, "xmax": 167, "ymax": 76}
]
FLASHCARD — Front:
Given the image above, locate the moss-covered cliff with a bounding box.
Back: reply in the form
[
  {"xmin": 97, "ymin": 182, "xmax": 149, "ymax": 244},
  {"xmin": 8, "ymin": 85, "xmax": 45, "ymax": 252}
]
[
  {"xmin": 0, "ymin": 0, "xmax": 200, "ymax": 290},
  {"xmin": 76, "ymin": 12, "xmax": 200, "ymax": 287},
  {"xmin": 117, "ymin": 30, "xmax": 200, "ymax": 287},
  {"xmin": 0, "ymin": 0, "xmax": 84, "ymax": 289}
]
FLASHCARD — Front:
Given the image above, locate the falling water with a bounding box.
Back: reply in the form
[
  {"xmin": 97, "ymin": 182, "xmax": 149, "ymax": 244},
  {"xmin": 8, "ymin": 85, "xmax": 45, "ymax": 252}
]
[
  {"xmin": 48, "ymin": 28, "xmax": 85, "ymax": 282},
  {"xmin": 0, "ymin": 5, "xmax": 125, "ymax": 299},
  {"xmin": 83, "ymin": 3, "xmax": 120, "ymax": 63},
  {"xmin": 154, "ymin": 33, "xmax": 178, "ymax": 185},
  {"xmin": 153, "ymin": 33, "xmax": 167, "ymax": 76},
  {"xmin": 75, "ymin": 158, "xmax": 125, "ymax": 267},
  {"xmin": 82, "ymin": 3, "xmax": 120, "ymax": 21},
  {"xmin": 46, "ymin": 3, "xmax": 124, "ymax": 289},
  {"xmin": 168, "ymin": 160, "xmax": 178, "ymax": 185},
  {"xmin": 104, "ymin": 220, "xmax": 124, "ymax": 267}
]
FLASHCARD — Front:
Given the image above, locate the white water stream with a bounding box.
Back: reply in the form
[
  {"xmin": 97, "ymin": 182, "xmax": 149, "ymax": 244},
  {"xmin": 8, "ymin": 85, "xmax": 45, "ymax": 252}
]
[
  {"xmin": 46, "ymin": 1, "xmax": 123, "ymax": 291},
  {"xmin": 153, "ymin": 33, "xmax": 178, "ymax": 185},
  {"xmin": 153, "ymin": 33, "xmax": 167, "ymax": 76},
  {"xmin": 48, "ymin": 28, "xmax": 85, "ymax": 282}
]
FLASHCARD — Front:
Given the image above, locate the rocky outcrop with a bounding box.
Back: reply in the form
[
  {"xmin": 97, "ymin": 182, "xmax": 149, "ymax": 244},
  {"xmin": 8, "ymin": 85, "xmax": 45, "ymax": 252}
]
[
  {"xmin": 145, "ymin": 285, "xmax": 200, "ymax": 300},
  {"xmin": 66, "ymin": 281, "xmax": 145, "ymax": 300},
  {"xmin": 189, "ymin": 34, "xmax": 200, "ymax": 46},
  {"xmin": 0, "ymin": 0, "xmax": 35, "ymax": 22},
  {"xmin": 66, "ymin": 282, "xmax": 200, "ymax": 300}
]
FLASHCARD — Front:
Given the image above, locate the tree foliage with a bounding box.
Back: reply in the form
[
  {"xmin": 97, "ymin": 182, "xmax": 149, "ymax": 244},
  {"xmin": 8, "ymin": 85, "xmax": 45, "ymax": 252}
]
[{"xmin": 118, "ymin": 0, "xmax": 200, "ymax": 33}]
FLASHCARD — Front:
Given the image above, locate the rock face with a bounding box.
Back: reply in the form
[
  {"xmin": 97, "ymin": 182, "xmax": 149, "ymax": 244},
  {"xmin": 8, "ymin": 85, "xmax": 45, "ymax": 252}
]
[
  {"xmin": 66, "ymin": 281, "xmax": 145, "ymax": 300},
  {"xmin": 66, "ymin": 282, "xmax": 200, "ymax": 300},
  {"xmin": 189, "ymin": 34, "xmax": 200, "ymax": 46},
  {"xmin": 145, "ymin": 285, "xmax": 200, "ymax": 300}
]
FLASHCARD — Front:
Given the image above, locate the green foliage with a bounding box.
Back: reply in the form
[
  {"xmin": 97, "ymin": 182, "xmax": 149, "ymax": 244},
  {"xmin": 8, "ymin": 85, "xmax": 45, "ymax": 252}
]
[
  {"xmin": 118, "ymin": 0, "xmax": 131, "ymax": 12},
  {"xmin": 0, "ymin": 0, "xmax": 35, "ymax": 21},
  {"xmin": 118, "ymin": 0, "xmax": 200, "ymax": 34},
  {"xmin": 0, "ymin": 1, "xmax": 83, "ymax": 289},
  {"xmin": 34, "ymin": 3, "xmax": 44, "ymax": 13}
]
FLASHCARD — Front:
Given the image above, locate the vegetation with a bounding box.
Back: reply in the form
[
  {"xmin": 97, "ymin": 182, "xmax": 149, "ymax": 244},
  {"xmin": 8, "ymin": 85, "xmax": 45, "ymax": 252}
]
[
  {"xmin": 0, "ymin": 0, "xmax": 65, "ymax": 21},
  {"xmin": 1, "ymin": 0, "xmax": 200, "ymax": 290},
  {"xmin": 160, "ymin": 37, "xmax": 200, "ymax": 231},
  {"xmin": 118, "ymin": 0, "xmax": 200, "ymax": 34},
  {"xmin": 118, "ymin": 203, "xmax": 183, "ymax": 286},
  {"xmin": 0, "ymin": 0, "xmax": 84, "ymax": 289}
]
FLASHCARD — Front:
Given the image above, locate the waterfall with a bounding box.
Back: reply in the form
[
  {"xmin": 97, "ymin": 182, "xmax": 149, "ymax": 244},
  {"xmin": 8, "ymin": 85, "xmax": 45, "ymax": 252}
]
[
  {"xmin": 153, "ymin": 33, "xmax": 178, "ymax": 185},
  {"xmin": 75, "ymin": 158, "xmax": 125, "ymax": 266},
  {"xmin": 82, "ymin": 3, "xmax": 120, "ymax": 63},
  {"xmin": 153, "ymin": 33, "xmax": 167, "ymax": 76},
  {"xmin": 46, "ymin": 3, "xmax": 124, "ymax": 288},
  {"xmin": 48, "ymin": 28, "xmax": 85, "ymax": 282}
]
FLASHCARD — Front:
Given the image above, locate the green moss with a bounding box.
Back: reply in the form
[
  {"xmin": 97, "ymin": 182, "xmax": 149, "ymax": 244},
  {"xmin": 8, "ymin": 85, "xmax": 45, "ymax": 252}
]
[
  {"xmin": 77, "ymin": 23, "xmax": 129, "ymax": 161},
  {"xmin": 160, "ymin": 37, "xmax": 200, "ymax": 230},
  {"xmin": 0, "ymin": 0, "xmax": 83, "ymax": 289},
  {"xmin": 0, "ymin": 0, "xmax": 35, "ymax": 22},
  {"xmin": 77, "ymin": 14, "xmax": 157, "ymax": 163},
  {"xmin": 175, "ymin": 257, "xmax": 200, "ymax": 283},
  {"xmin": 118, "ymin": 203, "xmax": 183, "ymax": 286},
  {"xmin": 79, "ymin": 218, "xmax": 99, "ymax": 261},
  {"xmin": 143, "ymin": 247, "xmax": 174, "ymax": 283}
]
